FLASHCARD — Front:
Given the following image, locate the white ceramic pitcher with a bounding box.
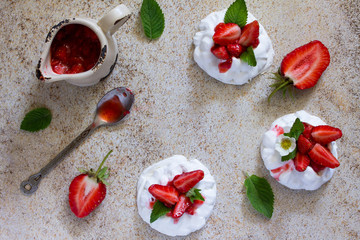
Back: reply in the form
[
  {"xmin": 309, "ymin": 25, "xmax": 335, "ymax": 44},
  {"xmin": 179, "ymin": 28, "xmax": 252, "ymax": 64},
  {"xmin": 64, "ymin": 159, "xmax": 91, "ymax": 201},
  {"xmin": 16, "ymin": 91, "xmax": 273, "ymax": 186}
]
[{"xmin": 36, "ymin": 4, "xmax": 131, "ymax": 86}]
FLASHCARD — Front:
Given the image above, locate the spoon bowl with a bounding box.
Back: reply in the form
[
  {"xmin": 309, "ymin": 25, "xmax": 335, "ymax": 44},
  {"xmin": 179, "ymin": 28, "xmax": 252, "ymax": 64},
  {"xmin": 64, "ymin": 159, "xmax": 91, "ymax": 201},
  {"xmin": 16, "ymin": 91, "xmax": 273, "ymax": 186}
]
[{"xmin": 20, "ymin": 87, "xmax": 134, "ymax": 195}]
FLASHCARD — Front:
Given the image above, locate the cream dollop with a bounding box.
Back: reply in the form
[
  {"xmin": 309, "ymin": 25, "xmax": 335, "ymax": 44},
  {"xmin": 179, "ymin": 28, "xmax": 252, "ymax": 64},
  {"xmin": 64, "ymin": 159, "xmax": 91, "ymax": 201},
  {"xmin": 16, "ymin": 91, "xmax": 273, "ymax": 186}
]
[
  {"xmin": 137, "ymin": 155, "xmax": 216, "ymax": 236},
  {"xmin": 260, "ymin": 110, "xmax": 338, "ymax": 190},
  {"xmin": 193, "ymin": 9, "xmax": 274, "ymax": 85}
]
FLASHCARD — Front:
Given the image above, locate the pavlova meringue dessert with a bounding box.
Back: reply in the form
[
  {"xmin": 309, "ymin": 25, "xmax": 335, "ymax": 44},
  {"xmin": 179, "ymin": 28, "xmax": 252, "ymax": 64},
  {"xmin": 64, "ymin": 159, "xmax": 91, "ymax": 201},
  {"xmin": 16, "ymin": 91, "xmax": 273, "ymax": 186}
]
[
  {"xmin": 193, "ymin": 0, "xmax": 274, "ymax": 85},
  {"xmin": 137, "ymin": 155, "xmax": 216, "ymax": 236},
  {"xmin": 261, "ymin": 110, "xmax": 343, "ymax": 190}
]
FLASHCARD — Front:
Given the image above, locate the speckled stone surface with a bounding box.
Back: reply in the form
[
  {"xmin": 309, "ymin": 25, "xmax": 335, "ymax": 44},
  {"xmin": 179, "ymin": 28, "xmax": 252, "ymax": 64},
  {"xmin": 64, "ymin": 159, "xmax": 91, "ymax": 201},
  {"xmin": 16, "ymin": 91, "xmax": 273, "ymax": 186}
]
[{"xmin": 0, "ymin": 0, "xmax": 359, "ymax": 239}]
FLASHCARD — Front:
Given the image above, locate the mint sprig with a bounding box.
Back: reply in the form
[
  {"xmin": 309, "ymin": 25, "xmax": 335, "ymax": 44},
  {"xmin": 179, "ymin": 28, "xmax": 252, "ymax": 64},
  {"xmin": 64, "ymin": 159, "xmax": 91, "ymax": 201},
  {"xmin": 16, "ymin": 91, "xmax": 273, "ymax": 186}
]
[
  {"xmin": 240, "ymin": 46, "xmax": 257, "ymax": 67},
  {"xmin": 281, "ymin": 118, "xmax": 304, "ymax": 161},
  {"xmin": 150, "ymin": 200, "xmax": 171, "ymax": 223},
  {"xmin": 224, "ymin": 0, "xmax": 248, "ymax": 27},
  {"xmin": 20, "ymin": 107, "xmax": 52, "ymax": 132},
  {"xmin": 140, "ymin": 0, "xmax": 165, "ymax": 40},
  {"xmin": 186, "ymin": 188, "xmax": 205, "ymax": 203},
  {"xmin": 244, "ymin": 174, "xmax": 274, "ymax": 218}
]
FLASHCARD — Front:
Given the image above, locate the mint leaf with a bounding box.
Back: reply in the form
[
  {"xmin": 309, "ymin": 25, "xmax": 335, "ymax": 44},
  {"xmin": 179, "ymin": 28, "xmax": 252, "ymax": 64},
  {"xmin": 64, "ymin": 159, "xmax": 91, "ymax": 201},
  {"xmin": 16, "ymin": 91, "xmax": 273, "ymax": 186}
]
[
  {"xmin": 244, "ymin": 174, "xmax": 274, "ymax": 218},
  {"xmin": 140, "ymin": 0, "xmax": 165, "ymax": 39},
  {"xmin": 20, "ymin": 107, "xmax": 52, "ymax": 132},
  {"xmin": 281, "ymin": 148, "xmax": 297, "ymax": 162},
  {"xmin": 186, "ymin": 188, "xmax": 205, "ymax": 203},
  {"xmin": 224, "ymin": 0, "xmax": 248, "ymax": 27},
  {"xmin": 284, "ymin": 118, "xmax": 304, "ymax": 140},
  {"xmin": 150, "ymin": 200, "xmax": 171, "ymax": 223},
  {"xmin": 240, "ymin": 46, "xmax": 257, "ymax": 67}
]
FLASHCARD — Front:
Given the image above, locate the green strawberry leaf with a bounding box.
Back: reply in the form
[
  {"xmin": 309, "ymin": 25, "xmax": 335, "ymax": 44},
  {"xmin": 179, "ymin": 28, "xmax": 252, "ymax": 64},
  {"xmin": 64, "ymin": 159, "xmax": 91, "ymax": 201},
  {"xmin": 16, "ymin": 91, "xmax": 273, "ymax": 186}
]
[
  {"xmin": 224, "ymin": 0, "xmax": 248, "ymax": 27},
  {"xmin": 140, "ymin": 0, "xmax": 165, "ymax": 39},
  {"xmin": 240, "ymin": 46, "xmax": 257, "ymax": 67},
  {"xmin": 284, "ymin": 118, "xmax": 304, "ymax": 140},
  {"xmin": 281, "ymin": 148, "xmax": 297, "ymax": 162},
  {"xmin": 150, "ymin": 200, "xmax": 171, "ymax": 223},
  {"xmin": 20, "ymin": 107, "xmax": 52, "ymax": 132},
  {"xmin": 244, "ymin": 174, "xmax": 274, "ymax": 219},
  {"xmin": 186, "ymin": 188, "xmax": 205, "ymax": 203}
]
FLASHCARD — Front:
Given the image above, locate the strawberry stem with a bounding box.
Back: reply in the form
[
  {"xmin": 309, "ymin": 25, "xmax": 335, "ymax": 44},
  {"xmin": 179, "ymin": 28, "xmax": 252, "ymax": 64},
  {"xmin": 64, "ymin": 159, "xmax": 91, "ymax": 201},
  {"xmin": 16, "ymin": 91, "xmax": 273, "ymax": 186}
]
[
  {"xmin": 95, "ymin": 150, "xmax": 113, "ymax": 176},
  {"xmin": 268, "ymin": 81, "xmax": 291, "ymax": 103}
]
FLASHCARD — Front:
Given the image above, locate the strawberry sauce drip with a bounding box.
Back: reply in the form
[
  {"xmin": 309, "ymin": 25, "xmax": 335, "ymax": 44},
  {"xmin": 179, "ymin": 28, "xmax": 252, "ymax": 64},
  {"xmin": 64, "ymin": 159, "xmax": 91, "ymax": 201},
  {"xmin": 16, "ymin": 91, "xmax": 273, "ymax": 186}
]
[
  {"xmin": 272, "ymin": 125, "xmax": 284, "ymax": 136},
  {"xmin": 50, "ymin": 24, "xmax": 101, "ymax": 74},
  {"xmin": 271, "ymin": 161, "xmax": 295, "ymax": 181},
  {"xmin": 97, "ymin": 95, "xmax": 129, "ymax": 123}
]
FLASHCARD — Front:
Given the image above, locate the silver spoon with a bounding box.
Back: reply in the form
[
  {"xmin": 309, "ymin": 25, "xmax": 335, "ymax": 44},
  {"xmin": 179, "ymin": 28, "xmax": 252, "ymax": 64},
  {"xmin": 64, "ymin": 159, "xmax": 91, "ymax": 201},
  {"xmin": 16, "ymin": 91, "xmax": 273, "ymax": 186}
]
[{"xmin": 20, "ymin": 87, "xmax": 134, "ymax": 195}]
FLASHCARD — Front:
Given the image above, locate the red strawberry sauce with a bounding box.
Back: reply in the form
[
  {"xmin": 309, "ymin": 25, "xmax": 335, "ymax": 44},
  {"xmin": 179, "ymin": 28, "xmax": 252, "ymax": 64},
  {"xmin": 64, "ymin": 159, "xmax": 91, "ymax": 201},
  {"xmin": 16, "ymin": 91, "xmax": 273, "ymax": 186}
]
[
  {"xmin": 50, "ymin": 24, "xmax": 101, "ymax": 74},
  {"xmin": 271, "ymin": 161, "xmax": 295, "ymax": 181},
  {"xmin": 97, "ymin": 95, "xmax": 129, "ymax": 123}
]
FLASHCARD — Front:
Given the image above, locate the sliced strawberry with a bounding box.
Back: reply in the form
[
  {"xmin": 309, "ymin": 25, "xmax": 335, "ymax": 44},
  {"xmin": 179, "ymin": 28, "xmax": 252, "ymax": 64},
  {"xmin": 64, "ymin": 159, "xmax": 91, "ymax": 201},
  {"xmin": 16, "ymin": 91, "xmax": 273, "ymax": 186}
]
[
  {"xmin": 226, "ymin": 43, "xmax": 245, "ymax": 58},
  {"xmin": 213, "ymin": 23, "xmax": 241, "ymax": 46},
  {"xmin": 311, "ymin": 125, "xmax": 342, "ymax": 145},
  {"xmin": 69, "ymin": 150, "xmax": 112, "ymax": 218},
  {"xmin": 268, "ymin": 40, "xmax": 330, "ymax": 102},
  {"xmin": 302, "ymin": 122, "xmax": 314, "ymax": 139},
  {"xmin": 172, "ymin": 194, "xmax": 191, "ymax": 218},
  {"xmin": 293, "ymin": 152, "xmax": 310, "ymax": 172},
  {"xmin": 173, "ymin": 170, "xmax": 204, "ymax": 193},
  {"xmin": 238, "ymin": 20, "xmax": 260, "ymax": 47},
  {"xmin": 297, "ymin": 134, "xmax": 314, "ymax": 154},
  {"xmin": 218, "ymin": 59, "xmax": 232, "ymax": 73},
  {"xmin": 251, "ymin": 38, "xmax": 260, "ymax": 49},
  {"xmin": 214, "ymin": 23, "xmax": 226, "ymax": 32},
  {"xmin": 186, "ymin": 199, "xmax": 205, "ymax": 215},
  {"xmin": 308, "ymin": 143, "xmax": 340, "ymax": 168},
  {"xmin": 211, "ymin": 45, "xmax": 230, "ymax": 60},
  {"xmin": 281, "ymin": 40, "xmax": 330, "ymax": 89},
  {"xmin": 310, "ymin": 160, "xmax": 326, "ymax": 173},
  {"xmin": 148, "ymin": 184, "xmax": 179, "ymax": 205}
]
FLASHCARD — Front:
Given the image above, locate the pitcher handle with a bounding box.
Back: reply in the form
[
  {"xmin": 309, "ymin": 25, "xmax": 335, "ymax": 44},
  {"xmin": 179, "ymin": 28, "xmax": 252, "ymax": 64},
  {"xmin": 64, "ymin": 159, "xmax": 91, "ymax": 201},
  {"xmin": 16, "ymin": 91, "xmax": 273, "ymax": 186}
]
[{"xmin": 98, "ymin": 4, "xmax": 131, "ymax": 35}]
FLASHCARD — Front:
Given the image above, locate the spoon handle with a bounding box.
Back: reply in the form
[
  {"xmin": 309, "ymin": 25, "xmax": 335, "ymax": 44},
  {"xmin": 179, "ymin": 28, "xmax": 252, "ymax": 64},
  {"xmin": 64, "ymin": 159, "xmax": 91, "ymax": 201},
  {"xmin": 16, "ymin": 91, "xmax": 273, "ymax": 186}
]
[{"xmin": 20, "ymin": 123, "xmax": 96, "ymax": 195}]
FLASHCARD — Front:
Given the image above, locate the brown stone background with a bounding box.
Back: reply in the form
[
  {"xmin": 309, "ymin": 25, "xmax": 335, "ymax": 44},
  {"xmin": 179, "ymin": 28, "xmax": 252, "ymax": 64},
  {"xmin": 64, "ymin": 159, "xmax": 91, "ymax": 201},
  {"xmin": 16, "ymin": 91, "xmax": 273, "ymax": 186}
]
[{"xmin": 0, "ymin": 0, "xmax": 359, "ymax": 239}]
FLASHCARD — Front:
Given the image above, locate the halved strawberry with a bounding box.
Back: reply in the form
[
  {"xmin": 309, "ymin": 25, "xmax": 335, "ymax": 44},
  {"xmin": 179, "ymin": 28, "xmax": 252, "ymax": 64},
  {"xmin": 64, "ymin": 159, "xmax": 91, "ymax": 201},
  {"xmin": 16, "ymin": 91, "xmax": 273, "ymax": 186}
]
[
  {"xmin": 293, "ymin": 152, "xmax": 310, "ymax": 172},
  {"xmin": 213, "ymin": 23, "xmax": 241, "ymax": 46},
  {"xmin": 302, "ymin": 122, "xmax": 314, "ymax": 139},
  {"xmin": 310, "ymin": 160, "xmax": 326, "ymax": 173},
  {"xmin": 297, "ymin": 134, "xmax": 314, "ymax": 154},
  {"xmin": 308, "ymin": 143, "xmax": 340, "ymax": 168},
  {"xmin": 172, "ymin": 194, "xmax": 191, "ymax": 218},
  {"xmin": 226, "ymin": 43, "xmax": 245, "ymax": 58},
  {"xmin": 186, "ymin": 199, "xmax": 205, "ymax": 215},
  {"xmin": 214, "ymin": 23, "xmax": 226, "ymax": 32},
  {"xmin": 218, "ymin": 59, "xmax": 232, "ymax": 73},
  {"xmin": 173, "ymin": 170, "xmax": 204, "ymax": 193},
  {"xmin": 69, "ymin": 150, "xmax": 112, "ymax": 218},
  {"xmin": 211, "ymin": 45, "xmax": 230, "ymax": 60},
  {"xmin": 148, "ymin": 184, "xmax": 179, "ymax": 206},
  {"xmin": 251, "ymin": 38, "xmax": 260, "ymax": 49},
  {"xmin": 311, "ymin": 125, "xmax": 342, "ymax": 145},
  {"xmin": 268, "ymin": 40, "xmax": 330, "ymax": 101},
  {"xmin": 238, "ymin": 20, "xmax": 260, "ymax": 47}
]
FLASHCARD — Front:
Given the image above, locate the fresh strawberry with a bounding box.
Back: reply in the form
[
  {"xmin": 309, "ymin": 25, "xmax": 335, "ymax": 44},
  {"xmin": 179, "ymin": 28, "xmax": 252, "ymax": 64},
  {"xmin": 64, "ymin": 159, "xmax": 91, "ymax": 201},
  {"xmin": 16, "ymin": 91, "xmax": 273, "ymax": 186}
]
[
  {"xmin": 172, "ymin": 194, "xmax": 191, "ymax": 218},
  {"xmin": 308, "ymin": 143, "xmax": 340, "ymax": 168},
  {"xmin": 148, "ymin": 184, "xmax": 179, "ymax": 206},
  {"xmin": 302, "ymin": 122, "xmax": 314, "ymax": 139},
  {"xmin": 186, "ymin": 199, "xmax": 205, "ymax": 215},
  {"xmin": 311, "ymin": 125, "xmax": 342, "ymax": 145},
  {"xmin": 251, "ymin": 38, "xmax": 260, "ymax": 49},
  {"xmin": 218, "ymin": 59, "xmax": 232, "ymax": 73},
  {"xmin": 69, "ymin": 150, "xmax": 113, "ymax": 218},
  {"xmin": 238, "ymin": 20, "xmax": 260, "ymax": 47},
  {"xmin": 213, "ymin": 23, "xmax": 241, "ymax": 46},
  {"xmin": 214, "ymin": 23, "xmax": 226, "ymax": 32},
  {"xmin": 173, "ymin": 170, "xmax": 204, "ymax": 193},
  {"xmin": 268, "ymin": 40, "xmax": 330, "ymax": 102},
  {"xmin": 226, "ymin": 43, "xmax": 245, "ymax": 58},
  {"xmin": 293, "ymin": 152, "xmax": 310, "ymax": 172},
  {"xmin": 211, "ymin": 45, "xmax": 230, "ymax": 60},
  {"xmin": 297, "ymin": 134, "xmax": 314, "ymax": 154},
  {"xmin": 310, "ymin": 160, "xmax": 326, "ymax": 173}
]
